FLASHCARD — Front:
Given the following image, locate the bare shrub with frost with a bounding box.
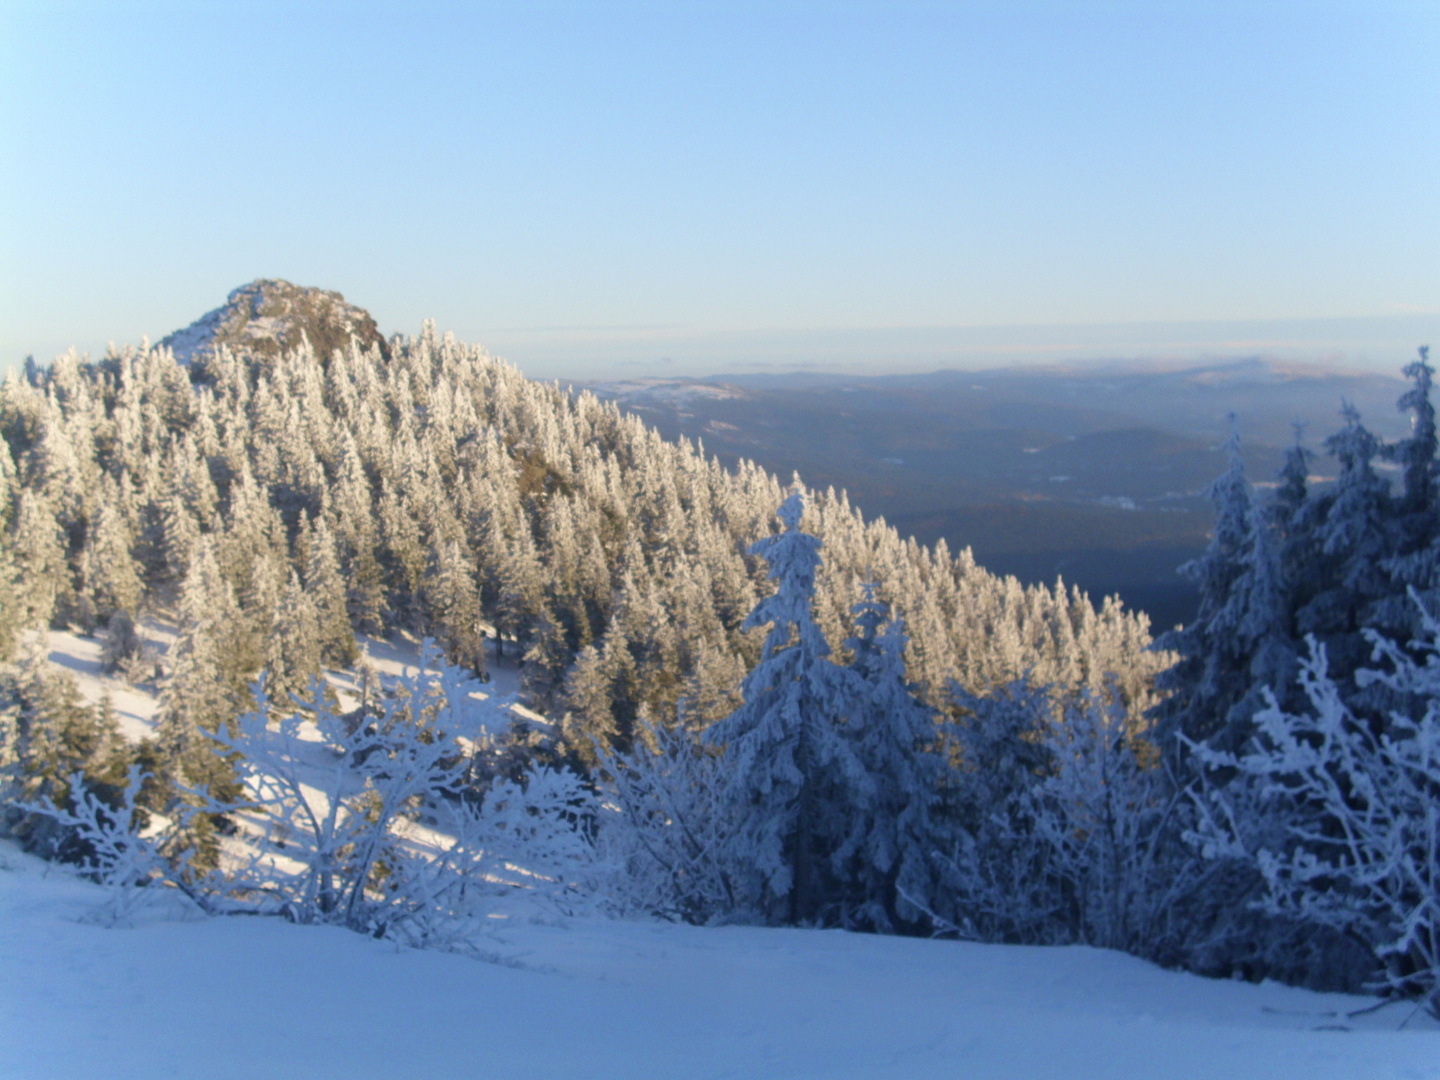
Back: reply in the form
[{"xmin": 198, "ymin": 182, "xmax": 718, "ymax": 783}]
[
  {"xmin": 937, "ymin": 682, "xmax": 1201, "ymax": 955},
  {"xmin": 16, "ymin": 766, "xmax": 172, "ymax": 927},
  {"xmin": 22, "ymin": 643, "xmax": 598, "ymax": 949},
  {"xmin": 1190, "ymin": 594, "xmax": 1440, "ymax": 1017},
  {"xmin": 597, "ymin": 712, "xmax": 740, "ymax": 924}
]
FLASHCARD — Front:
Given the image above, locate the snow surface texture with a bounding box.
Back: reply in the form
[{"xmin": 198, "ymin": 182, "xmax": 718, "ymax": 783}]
[{"xmin": 1, "ymin": 842, "xmax": 1436, "ymax": 1080}]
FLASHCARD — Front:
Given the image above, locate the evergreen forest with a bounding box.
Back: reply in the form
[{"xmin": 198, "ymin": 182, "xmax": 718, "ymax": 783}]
[{"xmin": 2, "ymin": 308, "xmax": 1437, "ymax": 1018}]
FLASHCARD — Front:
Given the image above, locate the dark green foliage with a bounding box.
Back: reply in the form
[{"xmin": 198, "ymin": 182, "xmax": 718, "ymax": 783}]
[
  {"xmin": 0, "ymin": 641, "xmax": 134, "ymax": 861},
  {"xmin": 99, "ymin": 608, "xmax": 146, "ymax": 680}
]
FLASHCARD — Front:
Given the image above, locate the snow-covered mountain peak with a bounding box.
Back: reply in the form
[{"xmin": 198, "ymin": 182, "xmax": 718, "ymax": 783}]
[{"xmin": 160, "ymin": 279, "xmax": 389, "ymax": 365}]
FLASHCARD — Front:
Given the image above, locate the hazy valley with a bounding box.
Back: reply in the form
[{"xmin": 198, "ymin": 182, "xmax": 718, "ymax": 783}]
[{"xmin": 581, "ymin": 362, "xmax": 1408, "ymax": 629}]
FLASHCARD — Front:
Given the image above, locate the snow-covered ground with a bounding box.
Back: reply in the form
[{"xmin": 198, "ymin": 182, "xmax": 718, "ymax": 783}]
[
  {"xmin": 14, "ymin": 629, "xmax": 1440, "ymax": 1078},
  {"xmin": 0, "ymin": 843, "xmax": 1436, "ymax": 1080},
  {"xmin": 45, "ymin": 621, "xmax": 545, "ymax": 745}
]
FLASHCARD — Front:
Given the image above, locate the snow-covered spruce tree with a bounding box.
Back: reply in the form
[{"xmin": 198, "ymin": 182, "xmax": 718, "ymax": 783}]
[
  {"xmin": 1386, "ymin": 347, "xmax": 1439, "ymax": 557},
  {"xmin": 1299, "ymin": 403, "xmax": 1395, "ymax": 688},
  {"xmin": 937, "ymin": 679, "xmax": 1064, "ymax": 942},
  {"xmin": 1190, "ymin": 599, "xmax": 1440, "ymax": 1017},
  {"xmin": 0, "ymin": 533, "xmax": 20, "ymax": 664},
  {"xmin": 98, "ymin": 608, "xmax": 148, "ymax": 683},
  {"xmin": 703, "ymin": 490, "xmax": 870, "ymax": 924},
  {"xmin": 8, "ymin": 490, "xmax": 68, "ymax": 631},
  {"xmin": 1258, "ymin": 426, "xmax": 1317, "ymax": 715},
  {"xmin": 831, "ymin": 585, "xmax": 945, "ymax": 932},
  {"xmin": 1151, "ymin": 422, "xmax": 1262, "ymax": 760},
  {"xmin": 562, "ymin": 641, "xmax": 622, "ymax": 767},
  {"xmin": 303, "ymin": 514, "xmax": 360, "ymax": 669},
  {"xmin": 153, "ymin": 540, "xmax": 246, "ymax": 834},
  {"xmin": 1151, "ymin": 412, "xmax": 1378, "ymax": 763},
  {"xmin": 262, "ymin": 569, "xmax": 322, "ymax": 704},
  {"xmin": 78, "ymin": 495, "xmax": 144, "ymax": 631},
  {"xmin": 422, "ymin": 536, "xmax": 486, "ymax": 678},
  {"xmin": 0, "ymin": 636, "xmax": 132, "ymax": 860},
  {"xmin": 1380, "ymin": 348, "xmax": 1440, "ymax": 643}
]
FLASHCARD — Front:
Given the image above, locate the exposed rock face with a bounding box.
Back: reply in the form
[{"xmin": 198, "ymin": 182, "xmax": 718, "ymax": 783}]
[{"xmin": 161, "ymin": 279, "xmax": 389, "ymax": 364}]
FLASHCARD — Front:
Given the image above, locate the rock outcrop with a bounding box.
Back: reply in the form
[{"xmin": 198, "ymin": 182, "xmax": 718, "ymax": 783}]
[{"xmin": 161, "ymin": 279, "xmax": 389, "ymax": 364}]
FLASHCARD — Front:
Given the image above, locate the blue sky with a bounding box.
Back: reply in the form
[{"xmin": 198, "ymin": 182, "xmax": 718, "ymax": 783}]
[{"xmin": 2, "ymin": 0, "xmax": 1436, "ymax": 378}]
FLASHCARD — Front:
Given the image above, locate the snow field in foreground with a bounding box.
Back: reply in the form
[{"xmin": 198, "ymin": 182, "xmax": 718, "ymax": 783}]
[{"xmin": 1, "ymin": 843, "xmax": 1436, "ymax": 1080}]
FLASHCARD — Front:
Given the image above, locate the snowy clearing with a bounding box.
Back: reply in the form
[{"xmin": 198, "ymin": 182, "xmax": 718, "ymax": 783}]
[
  {"xmin": 1, "ymin": 843, "xmax": 1435, "ymax": 1080},
  {"xmin": 44, "ymin": 622, "xmax": 542, "ymax": 746}
]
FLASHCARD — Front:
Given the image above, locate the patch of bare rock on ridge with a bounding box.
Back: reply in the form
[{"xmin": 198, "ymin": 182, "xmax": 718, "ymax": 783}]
[{"xmin": 160, "ymin": 278, "xmax": 390, "ymax": 365}]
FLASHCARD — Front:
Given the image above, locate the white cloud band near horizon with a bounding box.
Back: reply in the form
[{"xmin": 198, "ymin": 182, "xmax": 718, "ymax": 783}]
[
  {"xmin": 478, "ymin": 311, "xmax": 1439, "ymax": 381},
  {"xmin": 9, "ymin": 310, "xmax": 1434, "ymax": 386}
]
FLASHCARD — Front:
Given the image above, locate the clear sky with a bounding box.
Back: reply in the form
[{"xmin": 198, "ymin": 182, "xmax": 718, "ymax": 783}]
[{"xmin": 2, "ymin": 0, "xmax": 1436, "ymax": 379}]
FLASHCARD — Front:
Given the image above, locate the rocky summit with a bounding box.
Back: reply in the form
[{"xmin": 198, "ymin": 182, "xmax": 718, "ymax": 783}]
[{"xmin": 160, "ymin": 279, "xmax": 389, "ymax": 364}]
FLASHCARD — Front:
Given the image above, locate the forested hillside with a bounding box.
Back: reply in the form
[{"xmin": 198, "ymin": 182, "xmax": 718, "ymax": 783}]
[
  {"xmin": 0, "ymin": 283, "xmax": 1163, "ymax": 760},
  {"xmin": 3, "ymin": 284, "xmax": 1437, "ymax": 1020}
]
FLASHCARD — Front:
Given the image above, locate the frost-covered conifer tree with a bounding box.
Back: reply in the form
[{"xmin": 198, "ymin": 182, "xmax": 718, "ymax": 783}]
[
  {"xmin": 1274, "ymin": 425, "xmax": 1312, "ymax": 529},
  {"xmin": 832, "ymin": 586, "xmax": 943, "ymax": 931},
  {"xmin": 0, "ymin": 447, "xmax": 22, "ymax": 656},
  {"xmin": 1388, "ymin": 346, "xmax": 1438, "ymax": 542},
  {"xmin": 378, "ymin": 476, "xmax": 426, "ymax": 621},
  {"xmin": 9, "ymin": 490, "xmax": 68, "ymax": 630},
  {"xmin": 1299, "ymin": 403, "xmax": 1396, "ymax": 709},
  {"xmin": 562, "ymin": 643, "xmax": 616, "ymax": 764},
  {"xmin": 1152, "ymin": 423, "xmax": 1259, "ymax": 757},
  {"xmin": 0, "ymin": 548, "xmax": 19, "ymax": 664},
  {"xmin": 155, "ymin": 541, "xmax": 244, "ymax": 807},
  {"xmin": 332, "ymin": 433, "xmax": 385, "ymax": 631},
  {"xmin": 303, "ymin": 514, "xmax": 359, "ymax": 668},
  {"xmin": 423, "ymin": 537, "xmax": 486, "ymax": 677},
  {"xmin": 157, "ymin": 475, "xmax": 203, "ymax": 586},
  {"xmin": 1379, "ymin": 347, "xmax": 1440, "ymax": 639},
  {"xmin": 937, "ymin": 679, "xmax": 1062, "ymax": 941},
  {"xmin": 80, "ymin": 496, "xmax": 144, "ymax": 628},
  {"xmin": 264, "ymin": 570, "xmax": 323, "ymax": 703},
  {"xmin": 705, "ymin": 491, "xmax": 868, "ymax": 924}
]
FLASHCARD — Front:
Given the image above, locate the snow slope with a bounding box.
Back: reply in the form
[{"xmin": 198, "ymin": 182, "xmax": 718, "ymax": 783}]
[
  {"xmin": 1, "ymin": 845, "xmax": 1435, "ymax": 1080},
  {"xmin": 17, "ymin": 631, "xmax": 1440, "ymax": 1078}
]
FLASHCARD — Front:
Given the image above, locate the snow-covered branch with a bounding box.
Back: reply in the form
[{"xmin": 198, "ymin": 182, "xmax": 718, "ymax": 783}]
[{"xmin": 1192, "ymin": 595, "xmax": 1440, "ymax": 1016}]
